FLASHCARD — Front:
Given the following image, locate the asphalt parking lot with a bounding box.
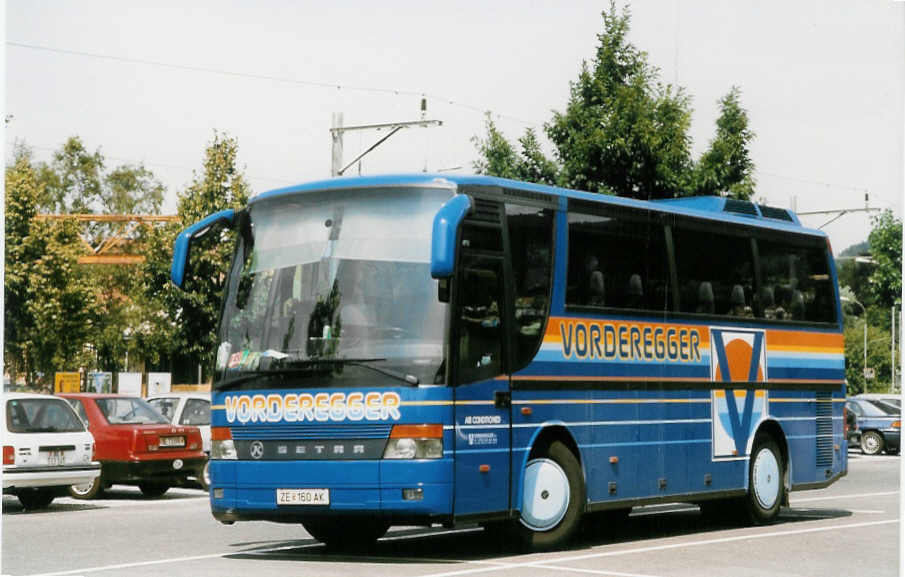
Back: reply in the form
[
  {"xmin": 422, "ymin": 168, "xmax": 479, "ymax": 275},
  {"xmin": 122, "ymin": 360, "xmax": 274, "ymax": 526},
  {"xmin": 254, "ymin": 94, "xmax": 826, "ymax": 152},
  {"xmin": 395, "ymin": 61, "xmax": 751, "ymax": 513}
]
[{"xmin": 1, "ymin": 450, "xmax": 900, "ymax": 577}]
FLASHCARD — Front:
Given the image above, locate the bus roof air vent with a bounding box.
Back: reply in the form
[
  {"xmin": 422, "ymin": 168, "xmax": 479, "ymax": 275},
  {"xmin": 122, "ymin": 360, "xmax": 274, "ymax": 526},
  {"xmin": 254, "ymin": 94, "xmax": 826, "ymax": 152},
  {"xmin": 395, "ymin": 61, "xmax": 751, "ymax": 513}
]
[
  {"xmin": 723, "ymin": 199, "xmax": 758, "ymax": 217},
  {"xmin": 469, "ymin": 198, "xmax": 502, "ymax": 223},
  {"xmin": 758, "ymin": 205, "xmax": 795, "ymax": 222}
]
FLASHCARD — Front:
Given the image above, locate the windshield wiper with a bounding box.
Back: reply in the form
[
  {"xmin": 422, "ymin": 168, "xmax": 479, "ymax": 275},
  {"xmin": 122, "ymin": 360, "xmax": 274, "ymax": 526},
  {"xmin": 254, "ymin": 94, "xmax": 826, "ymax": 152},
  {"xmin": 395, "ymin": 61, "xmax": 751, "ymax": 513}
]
[
  {"xmin": 216, "ymin": 367, "xmax": 316, "ymax": 391},
  {"xmin": 275, "ymin": 357, "xmax": 420, "ymax": 386}
]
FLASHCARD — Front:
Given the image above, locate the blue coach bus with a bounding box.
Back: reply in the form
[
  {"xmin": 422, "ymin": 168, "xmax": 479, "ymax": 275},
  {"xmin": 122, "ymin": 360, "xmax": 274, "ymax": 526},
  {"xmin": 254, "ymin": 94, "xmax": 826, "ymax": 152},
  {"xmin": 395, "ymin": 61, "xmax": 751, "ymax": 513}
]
[{"xmin": 171, "ymin": 174, "xmax": 846, "ymax": 549}]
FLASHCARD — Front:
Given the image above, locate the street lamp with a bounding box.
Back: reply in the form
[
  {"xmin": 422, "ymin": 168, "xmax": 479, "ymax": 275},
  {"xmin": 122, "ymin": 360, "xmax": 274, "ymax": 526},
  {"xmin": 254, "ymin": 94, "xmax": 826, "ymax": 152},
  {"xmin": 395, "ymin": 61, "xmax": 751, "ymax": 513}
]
[{"xmin": 841, "ymin": 296, "xmax": 867, "ymax": 384}]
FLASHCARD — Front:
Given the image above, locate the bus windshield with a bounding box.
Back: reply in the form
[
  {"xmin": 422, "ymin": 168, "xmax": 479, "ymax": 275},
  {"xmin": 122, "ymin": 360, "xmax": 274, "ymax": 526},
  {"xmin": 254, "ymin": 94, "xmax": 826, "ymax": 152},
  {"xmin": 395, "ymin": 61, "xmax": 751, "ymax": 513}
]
[{"xmin": 215, "ymin": 186, "xmax": 451, "ymax": 390}]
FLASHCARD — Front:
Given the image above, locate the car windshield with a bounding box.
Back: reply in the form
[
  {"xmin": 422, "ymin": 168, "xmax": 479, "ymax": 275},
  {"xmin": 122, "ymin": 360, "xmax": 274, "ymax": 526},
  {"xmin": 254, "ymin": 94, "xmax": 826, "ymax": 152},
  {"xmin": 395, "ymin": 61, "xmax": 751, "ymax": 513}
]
[
  {"xmin": 96, "ymin": 398, "xmax": 169, "ymax": 425},
  {"xmin": 6, "ymin": 398, "xmax": 86, "ymax": 433},
  {"xmin": 865, "ymin": 399, "xmax": 901, "ymax": 416},
  {"xmin": 855, "ymin": 400, "xmax": 900, "ymax": 417},
  {"xmin": 147, "ymin": 398, "xmax": 179, "ymax": 421},
  {"xmin": 215, "ymin": 186, "xmax": 451, "ymax": 390}
]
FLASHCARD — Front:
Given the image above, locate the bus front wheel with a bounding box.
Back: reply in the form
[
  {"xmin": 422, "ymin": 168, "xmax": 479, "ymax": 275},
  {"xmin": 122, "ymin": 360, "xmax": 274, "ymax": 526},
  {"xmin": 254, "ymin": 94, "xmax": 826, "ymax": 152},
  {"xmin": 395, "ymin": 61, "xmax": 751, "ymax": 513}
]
[
  {"xmin": 743, "ymin": 435, "xmax": 784, "ymax": 524},
  {"xmin": 513, "ymin": 440, "xmax": 584, "ymax": 550}
]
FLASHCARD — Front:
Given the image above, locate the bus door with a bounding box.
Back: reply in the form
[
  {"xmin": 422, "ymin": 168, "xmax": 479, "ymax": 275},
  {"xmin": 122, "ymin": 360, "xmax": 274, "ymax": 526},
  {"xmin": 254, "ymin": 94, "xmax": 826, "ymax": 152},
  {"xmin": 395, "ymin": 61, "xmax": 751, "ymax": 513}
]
[{"xmin": 452, "ymin": 214, "xmax": 512, "ymax": 519}]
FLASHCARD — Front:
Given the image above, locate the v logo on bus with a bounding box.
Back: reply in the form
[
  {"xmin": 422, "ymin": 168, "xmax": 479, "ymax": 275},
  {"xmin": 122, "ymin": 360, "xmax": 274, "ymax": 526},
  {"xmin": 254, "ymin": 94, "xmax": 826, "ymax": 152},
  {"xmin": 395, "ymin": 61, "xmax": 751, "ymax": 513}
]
[{"xmin": 709, "ymin": 329, "xmax": 768, "ymax": 459}]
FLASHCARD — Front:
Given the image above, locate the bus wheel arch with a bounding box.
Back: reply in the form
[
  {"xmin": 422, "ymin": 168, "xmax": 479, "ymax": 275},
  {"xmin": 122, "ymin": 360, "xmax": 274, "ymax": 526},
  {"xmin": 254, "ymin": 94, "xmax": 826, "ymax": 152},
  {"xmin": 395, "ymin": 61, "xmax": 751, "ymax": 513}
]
[
  {"xmin": 743, "ymin": 421, "xmax": 788, "ymax": 523},
  {"xmin": 750, "ymin": 419, "xmax": 791, "ymax": 503},
  {"xmin": 512, "ymin": 425, "xmax": 586, "ymax": 550}
]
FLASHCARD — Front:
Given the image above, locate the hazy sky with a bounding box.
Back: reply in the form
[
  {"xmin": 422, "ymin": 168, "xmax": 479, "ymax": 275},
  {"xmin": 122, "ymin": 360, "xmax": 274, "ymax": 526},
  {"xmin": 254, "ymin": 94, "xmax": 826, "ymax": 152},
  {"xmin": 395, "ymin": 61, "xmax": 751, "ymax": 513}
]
[{"xmin": 4, "ymin": 0, "xmax": 904, "ymax": 254}]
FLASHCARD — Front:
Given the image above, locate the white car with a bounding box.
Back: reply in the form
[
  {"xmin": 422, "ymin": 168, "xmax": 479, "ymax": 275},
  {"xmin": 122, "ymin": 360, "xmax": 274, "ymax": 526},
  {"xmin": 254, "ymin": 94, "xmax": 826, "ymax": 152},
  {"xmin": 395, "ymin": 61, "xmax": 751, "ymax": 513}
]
[
  {"xmin": 3, "ymin": 392, "xmax": 101, "ymax": 509},
  {"xmin": 146, "ymin": 392, "xmax": 211, "ymax": 490}
]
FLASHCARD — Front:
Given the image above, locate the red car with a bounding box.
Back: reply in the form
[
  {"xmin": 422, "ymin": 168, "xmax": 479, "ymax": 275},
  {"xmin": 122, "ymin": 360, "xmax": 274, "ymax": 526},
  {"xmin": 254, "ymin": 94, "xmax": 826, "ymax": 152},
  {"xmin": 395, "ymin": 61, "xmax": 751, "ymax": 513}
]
[{"xmin": 59, "ymin": 393, "xmax": 205, "ymax": 498}]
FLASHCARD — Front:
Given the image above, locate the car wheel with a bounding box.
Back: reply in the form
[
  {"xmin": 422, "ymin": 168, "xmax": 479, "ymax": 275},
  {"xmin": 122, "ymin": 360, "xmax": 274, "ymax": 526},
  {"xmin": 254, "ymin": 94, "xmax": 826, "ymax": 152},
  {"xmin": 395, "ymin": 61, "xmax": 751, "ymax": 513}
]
[
  {"xmin": 17, "ymin": 488, "xmax": 55, "ymax": 510},
  {"xmin": 741, "ymin": 435, "xmax": 784, "ymax": 525},
  {"xmin": 302, "ymin": 517, "xmax": 389, "ymax": 549},
  {"xmin": 512, "ymin": 440, "xmax": 584, "ymax": 550},
  {"xmin": 138, "ymin": 482, "xmax": 170, "ymax": 497},
  {"xmin": 861, "ymin": 431, "xmax": 885, "ymax": 456},
  {"xmin": 198, "ymin": 460, "xmax": 211, "ymax": 492},
  {"xmin": 69, "ymin": 474, "xmax": 104, "ymax": 500}
]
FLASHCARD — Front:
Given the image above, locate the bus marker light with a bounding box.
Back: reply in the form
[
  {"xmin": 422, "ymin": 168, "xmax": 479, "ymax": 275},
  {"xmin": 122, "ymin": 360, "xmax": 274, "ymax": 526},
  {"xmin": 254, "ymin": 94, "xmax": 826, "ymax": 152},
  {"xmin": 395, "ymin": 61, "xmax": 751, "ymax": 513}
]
[
  {"xmin": 402, "ymin": 488, "xmax": 424, "ymax": 501},
  {"xmin": 479, "ymin": 464, "xmax": 490, "ymax": 473},
  {"xmin": 609, "ymin": 456, "xmax": 619, "ymax": 464},
  {"xmin": 521, "ymin": 407, "xmax": 532, "ymax": 416}
]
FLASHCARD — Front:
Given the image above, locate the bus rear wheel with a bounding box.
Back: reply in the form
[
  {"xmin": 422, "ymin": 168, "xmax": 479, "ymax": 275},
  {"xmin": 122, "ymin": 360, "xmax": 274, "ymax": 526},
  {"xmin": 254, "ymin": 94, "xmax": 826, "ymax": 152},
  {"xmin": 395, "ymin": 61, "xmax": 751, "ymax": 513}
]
[
  {"xmin": 742, "ymin": 435, "xmax": 784, "ymax": 525},
  {"xmin": 513, "ymin": 440, "xmax": 584, "ymax": 550},
  {"xmin": 302, "ymin": 517, "xmax": 389, "ymax": 549}
]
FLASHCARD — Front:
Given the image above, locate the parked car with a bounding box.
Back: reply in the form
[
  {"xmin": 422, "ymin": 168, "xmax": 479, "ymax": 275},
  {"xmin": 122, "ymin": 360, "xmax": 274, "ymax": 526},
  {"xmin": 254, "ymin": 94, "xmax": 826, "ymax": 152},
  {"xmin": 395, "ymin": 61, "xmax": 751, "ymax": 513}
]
[
  {"xmin": 845, "ymin": 398, "xmax": 901, "ymax": 456},
  {"xmin": 146, "ymin": 392, "xmax": 210, "ymax": 490},
  {"xmin": 2, "ymin": 393, "xmax": 100, "ymax": 509},
  {"xmin": 845, "ymin": 405, "xmax": 860, "ymax": 446},
  {"xmin": 58, "ymin": 393, "xmax": 205, "ymax": 498},
  {"xmin": 853, "ymin": 393, "xmax": 901, "ymax": 409}
]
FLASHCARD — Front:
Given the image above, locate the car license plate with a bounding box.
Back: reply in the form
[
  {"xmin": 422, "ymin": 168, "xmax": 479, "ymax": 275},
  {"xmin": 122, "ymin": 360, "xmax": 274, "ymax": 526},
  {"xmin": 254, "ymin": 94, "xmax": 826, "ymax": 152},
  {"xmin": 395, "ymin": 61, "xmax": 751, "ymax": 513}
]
[
  {"xmin": 47, "ymin": 450, "xmax": 64, "ymax": 466},
  {"xmin": 160, "ymin": 436, "xmax": 185, "ymax": 448},
  {"xmin": 276, "ymin": 488, "xmax": 329, "ymax": 506}
]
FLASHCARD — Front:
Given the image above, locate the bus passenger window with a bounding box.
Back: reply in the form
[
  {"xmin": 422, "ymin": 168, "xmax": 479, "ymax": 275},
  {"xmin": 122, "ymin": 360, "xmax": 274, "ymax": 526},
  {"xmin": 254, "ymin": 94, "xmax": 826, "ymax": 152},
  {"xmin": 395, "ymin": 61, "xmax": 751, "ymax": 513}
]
[
  {"xmin": 566, "ymin": 209, "xmax": 669, "ymax": 312},
  {"xmin": 756, "ymin": 237, "xmax": 836, "ymax": 323},
  {"xmin": 456, "ymin": 255, "xmax": 504, "ymax": 384},
  {"xmin": 673, "ymin": 224, "xmax": 755, "ymax": 317},
  {"xmin": 506, "ymin": 204, "xmax": 554, "ymax": 371}
]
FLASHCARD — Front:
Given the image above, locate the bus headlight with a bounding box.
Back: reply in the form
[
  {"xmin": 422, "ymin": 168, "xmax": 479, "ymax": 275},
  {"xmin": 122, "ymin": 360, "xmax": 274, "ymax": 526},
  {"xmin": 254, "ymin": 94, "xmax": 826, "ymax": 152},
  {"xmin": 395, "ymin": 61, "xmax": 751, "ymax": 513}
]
[
  {"xmin": 383, "ymin": 424, "xmax": 443, "ymax": 459},
  {"xmin": 211, "ymin": 427, "xmax": 237, "ymax": 460}
]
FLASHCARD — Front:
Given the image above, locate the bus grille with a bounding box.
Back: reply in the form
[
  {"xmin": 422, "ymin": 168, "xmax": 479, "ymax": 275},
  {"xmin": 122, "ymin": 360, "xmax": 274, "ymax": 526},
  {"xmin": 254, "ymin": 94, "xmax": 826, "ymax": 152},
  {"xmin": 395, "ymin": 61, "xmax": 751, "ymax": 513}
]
[
  {"xmin": 815, "ymin": 392, "xmax": 834, "ymax": 467},
  {"xmin": 230, "ymin": 424, "xmax": 393, "ymax": 440}
]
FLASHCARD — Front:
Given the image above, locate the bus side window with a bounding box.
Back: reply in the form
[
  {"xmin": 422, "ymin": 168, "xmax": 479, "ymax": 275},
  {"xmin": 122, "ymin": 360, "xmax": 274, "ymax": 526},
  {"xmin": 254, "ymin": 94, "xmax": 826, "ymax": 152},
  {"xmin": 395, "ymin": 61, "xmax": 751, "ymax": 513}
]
[
  {"xmin": 456, "ymin": 255, "xmax": 504, "ymax": 384},
  {"xmin": 506, "ymin": 204, "xmax": 554, "ymax": 371},
  {"xmin": 756, "ymin": 237, "xmax": 836, "ymax": 323},
  {"xmin": 673, "ymin": 223, "xmax": 755, "ymax": 317}
]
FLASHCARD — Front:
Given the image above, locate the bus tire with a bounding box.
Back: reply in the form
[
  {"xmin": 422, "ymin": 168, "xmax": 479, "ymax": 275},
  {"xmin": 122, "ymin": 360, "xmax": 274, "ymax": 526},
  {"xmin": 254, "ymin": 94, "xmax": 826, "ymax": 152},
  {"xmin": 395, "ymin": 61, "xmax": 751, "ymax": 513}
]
[
  {"xmin": 302, "ymin": 517, "xmax": 389, "ymax": 549},
  {"xmin": 513, "ymin": 440, "xmax": 584, "ymax": 550},
  {"xmin": 743, "ymin": 435, "xmax": 784, "ymax": 525}
]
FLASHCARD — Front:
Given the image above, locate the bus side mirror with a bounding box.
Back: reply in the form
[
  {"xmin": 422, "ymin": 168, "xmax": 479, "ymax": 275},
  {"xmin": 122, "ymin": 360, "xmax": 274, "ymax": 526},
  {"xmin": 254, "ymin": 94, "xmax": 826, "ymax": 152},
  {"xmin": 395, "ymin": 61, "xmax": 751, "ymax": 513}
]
[
  {"xmin": 430, "ymin": 194, "xmax": 471, "ymax": 303},
  {"xmin": 170, "ymin": 209, "xmax": 237, "ymax": 289}
]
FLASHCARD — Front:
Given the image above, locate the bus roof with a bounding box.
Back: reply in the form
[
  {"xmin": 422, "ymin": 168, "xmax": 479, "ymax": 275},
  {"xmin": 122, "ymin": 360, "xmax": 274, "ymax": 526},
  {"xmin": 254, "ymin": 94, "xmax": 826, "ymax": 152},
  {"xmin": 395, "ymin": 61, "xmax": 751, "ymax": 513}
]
[{"xmin": 252, "ymin": 173, "xmax": 822, "ymax": 238}]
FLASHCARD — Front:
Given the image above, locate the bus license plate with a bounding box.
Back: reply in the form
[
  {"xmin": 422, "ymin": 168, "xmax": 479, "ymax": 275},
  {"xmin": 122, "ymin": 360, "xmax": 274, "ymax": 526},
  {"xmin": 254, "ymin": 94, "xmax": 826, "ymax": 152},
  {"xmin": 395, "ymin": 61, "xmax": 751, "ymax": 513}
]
[
  {"xmin": 47, "ymin": 450, "xmax": 64, "ymax": 466},
  {"xmin": 276, "ymin": 488, "xmax": 329, "ymax": 506}
]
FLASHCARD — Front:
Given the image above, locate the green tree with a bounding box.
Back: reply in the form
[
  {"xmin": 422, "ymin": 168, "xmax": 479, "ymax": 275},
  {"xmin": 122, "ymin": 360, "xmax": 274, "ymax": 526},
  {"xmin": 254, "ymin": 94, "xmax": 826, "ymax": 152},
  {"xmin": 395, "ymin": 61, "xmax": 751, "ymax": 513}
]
[
  {"xmin": 867, "ymin": 210, "xmax": 902, "ymax": 309},
  {"xmin": 472, "ymin": 116, "xmax": 559, "ymax": 185},
  {"xmin": 38, "ymin": 136, "xmax": 105, "ymax": 213},
  {"xmin": 546, "ymin": 3, "xmax": 692, "ymax": 198},
  {"xmin": 4, "ymin": 146, "xmax": 97, "ymax": 386},
  {"xmin": 144, "ymin": 132, "xmax": 250, "ymax": 381},
  {"xmin": 473, "ymin": 2, "xmax": 756, "ymax": 201},
  {"xmin": 692, "ymin": 87, "xmax": 756, "ymax": 199}
]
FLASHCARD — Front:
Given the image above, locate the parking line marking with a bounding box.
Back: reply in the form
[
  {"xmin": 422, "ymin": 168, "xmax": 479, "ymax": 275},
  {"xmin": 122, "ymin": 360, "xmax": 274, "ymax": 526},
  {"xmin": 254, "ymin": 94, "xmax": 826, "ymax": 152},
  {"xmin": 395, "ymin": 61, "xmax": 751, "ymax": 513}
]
[
  {"xmin": 413, "ymin": 519, "xmax": 899, "ymax": 577},
  {"xmin": 792, "ymin": 490, "xmax": 899, "ymax": 503},
  {"xmin": 531, "ymin": 564, "xmax": 664, "ymax": 577},
  {"xmin": 848, "ymin": 509, "xmax": 886, "ymax": 514}
]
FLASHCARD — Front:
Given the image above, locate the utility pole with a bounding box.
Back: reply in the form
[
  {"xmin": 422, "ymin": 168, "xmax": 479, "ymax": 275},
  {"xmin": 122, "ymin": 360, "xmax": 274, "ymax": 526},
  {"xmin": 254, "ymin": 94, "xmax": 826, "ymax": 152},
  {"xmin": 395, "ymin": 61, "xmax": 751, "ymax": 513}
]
[
  {"xmin": 330, "ymin": 98, "xmax": 442, "ymax": 177},
  {"xmin": 892, "ymin": 306, "xmax": 897, "ymax": 394},
  {"xmin": 796, "ymin": 192, "xmax": 879, "ymax": 229}
]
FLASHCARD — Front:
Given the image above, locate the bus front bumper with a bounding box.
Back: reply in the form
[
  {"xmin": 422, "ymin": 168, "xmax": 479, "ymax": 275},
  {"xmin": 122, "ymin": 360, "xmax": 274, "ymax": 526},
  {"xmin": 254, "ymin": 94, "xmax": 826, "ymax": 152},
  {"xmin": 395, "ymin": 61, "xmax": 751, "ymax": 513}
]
[{"xmin": 209, "ymin": 458, "xmax": 453, "ymax": 524}]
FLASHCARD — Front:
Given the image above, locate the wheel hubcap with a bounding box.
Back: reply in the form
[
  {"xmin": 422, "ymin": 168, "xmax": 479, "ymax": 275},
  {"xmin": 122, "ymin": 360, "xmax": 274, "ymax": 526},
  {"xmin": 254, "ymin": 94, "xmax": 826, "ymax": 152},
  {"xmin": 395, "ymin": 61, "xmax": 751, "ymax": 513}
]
[
  {"xmin": 72, "ymin": 479, "xmax": 95, "ymax": 495},
  {"xmin": 752, "ymin": 448, "xmax": 780, "ymax": 509},
  {"xmin": 520, "ymin": 458, "xmax": 570, "ymax": 531},
  {"xmin": 864, "ymin": 435, "xmax": 880, "ymax": 453}
]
